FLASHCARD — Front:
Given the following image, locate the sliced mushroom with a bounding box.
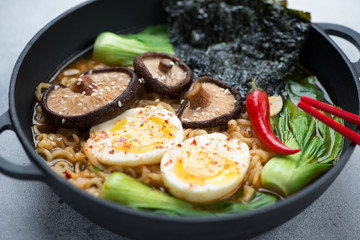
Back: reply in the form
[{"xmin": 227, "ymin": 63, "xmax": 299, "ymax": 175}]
[
  {"xmin": 133, "ymin": 52, "xmax": 193, "ymax": 96},
  {"xmin": 40, "ymin": 67, "xmax": 143, "ymax": 129},
  {"xmin": 177, "ymin": 76, "xmax": 243, "ymax": 128}
]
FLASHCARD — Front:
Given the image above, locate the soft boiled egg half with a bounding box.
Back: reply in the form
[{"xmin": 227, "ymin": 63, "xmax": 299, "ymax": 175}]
[
  {"xmin": 84, "ymin": 106, "xmax": 183, "ymax": 168},
  {"xmin": 161, "ymin": 133, "xmax": 250, "ymax": 203}
]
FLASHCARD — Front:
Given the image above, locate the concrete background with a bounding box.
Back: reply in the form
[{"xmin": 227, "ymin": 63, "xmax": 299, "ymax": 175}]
[{"xmin": 0, "ymin": 0, "xmax": 359, "ymax": 239}]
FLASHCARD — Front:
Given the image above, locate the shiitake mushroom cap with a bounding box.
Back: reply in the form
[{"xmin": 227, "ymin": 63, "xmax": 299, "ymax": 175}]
[
  {"xmin": 40, "ymin": 67, "xmax": 143, "ymax": 129},
  {"xmin": 177, "ymin": 76, "xmax": 243, "ymax": 128},
  {"xmin": 133, "ymin": 52, "xmax": 193, "ymax": 96}
]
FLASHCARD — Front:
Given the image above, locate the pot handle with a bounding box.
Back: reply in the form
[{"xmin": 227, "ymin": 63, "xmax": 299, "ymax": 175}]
[
  {"xmin": 315, "ymin": 23, "xmax": 360, "ymax": 77},
  {"xmin": 0, "ymin": 110, "xmax": 45, "ymax": 181}
]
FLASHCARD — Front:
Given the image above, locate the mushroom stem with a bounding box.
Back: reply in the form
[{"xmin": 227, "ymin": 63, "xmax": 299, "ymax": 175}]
[
  {"xmin": 158, "ymin": 58, "xmax": 174, "ymax": 72},
  {"xmin": 70, "ymin": 76, "xmax": 97, "ymax": 95},
  {"xmin": 187, "ymin": 82, "xmax": 211, "ymax": 109}
]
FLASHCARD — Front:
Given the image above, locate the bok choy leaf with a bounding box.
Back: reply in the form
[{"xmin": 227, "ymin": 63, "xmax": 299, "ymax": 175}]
[
  {"xmin": 100, "ymin": 172, "xmax": 206, "ymax": 216},
  {"xmin": 100, "ymin": 172, "xmax": 277, "ymax": 216},
  {"xmin": 93, "ymin": 25, "xmax": 175, "ymax": 66},
  {"xmin": 261, "ymin": 99, "xmax": 344, "ymax": 196}
]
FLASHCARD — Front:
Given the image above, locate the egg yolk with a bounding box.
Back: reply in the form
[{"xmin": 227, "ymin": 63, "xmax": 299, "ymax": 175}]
[
  {"xmin": 109, "ymin": 114, "xmax": 178, "ymax": 154},
  {"xmin": 174, "ymin": 148, "xmax": 239, "ymax": 185}
]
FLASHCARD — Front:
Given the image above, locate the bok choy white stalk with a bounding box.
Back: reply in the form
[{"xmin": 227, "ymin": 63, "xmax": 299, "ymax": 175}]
[{"xmin": 261, "ymin": 99, "xmax": 344, "ymax": 196}]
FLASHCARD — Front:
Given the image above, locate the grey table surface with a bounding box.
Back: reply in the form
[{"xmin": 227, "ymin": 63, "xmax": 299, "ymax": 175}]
[{"xmin": 1, "ymin": 0, "xmax": 360, "ymax": 239}]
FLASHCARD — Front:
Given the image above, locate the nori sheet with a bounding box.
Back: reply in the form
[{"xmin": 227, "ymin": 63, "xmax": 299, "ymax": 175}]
[{"xmin": 163, "ymin": 0, "xmax": 311, "ymax": 99}]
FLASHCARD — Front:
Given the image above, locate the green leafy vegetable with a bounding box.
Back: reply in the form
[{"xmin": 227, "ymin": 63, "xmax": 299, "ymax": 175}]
[
  {"xmin": 287, "ymin": 78, "xmax": 324, "ymax": 104},
  {"xmin": 100, "ymin": 172, "xmax": 205, "ymax": 216},
  {"xmin": 206, "ymin": 192, "xmax": 278, "ymax": 215},
  {"xmin": 261, "ymin": 99, "xmax": 344, "ymax": 196},
  {"xmin": 93, "ymin": 25, "xmax": 175, "ymax": 66},
  {"xmin": 286, "ymin": 67, "xmax": 325, "ymax": 103},
  {"xmin": 100, "ymin": 172, "xmax": 277, "ymax": 216}
]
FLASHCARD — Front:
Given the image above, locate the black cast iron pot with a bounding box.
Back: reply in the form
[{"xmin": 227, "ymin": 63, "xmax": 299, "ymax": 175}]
[{"xmin": 1, "ymin": 0, "xmax": 360, "ymax": 239}]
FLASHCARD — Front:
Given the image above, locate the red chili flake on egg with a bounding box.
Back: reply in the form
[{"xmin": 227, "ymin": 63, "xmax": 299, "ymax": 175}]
[
  {"xmin": 165, "ymin": 119, "xmax": 169, "ymax": 124},
  {"xmin": 109, "ymin": 149, "xmax": 115, "ymax": 154},
  {"xmin": 191, "ymin": 139, "xmax": 197, "ymax": 146},
  {"xmin": 177, "ymin": 144, "xmax": 182, "ymax": 147}
]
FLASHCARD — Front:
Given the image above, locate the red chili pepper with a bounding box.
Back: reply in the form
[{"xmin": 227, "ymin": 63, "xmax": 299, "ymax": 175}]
[{"xmin": 245, "ymin": 79, "xmax": 300, "ymax": 155}]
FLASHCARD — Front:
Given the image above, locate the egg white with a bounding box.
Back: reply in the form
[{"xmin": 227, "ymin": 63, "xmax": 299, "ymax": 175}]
[
  {"xmin": 84, "ymin": 106, "xmax": 184, "ymax": 168},
  {"xmin": 161, "ymin": 133, "xmax": 250, "ymax": 203}
]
